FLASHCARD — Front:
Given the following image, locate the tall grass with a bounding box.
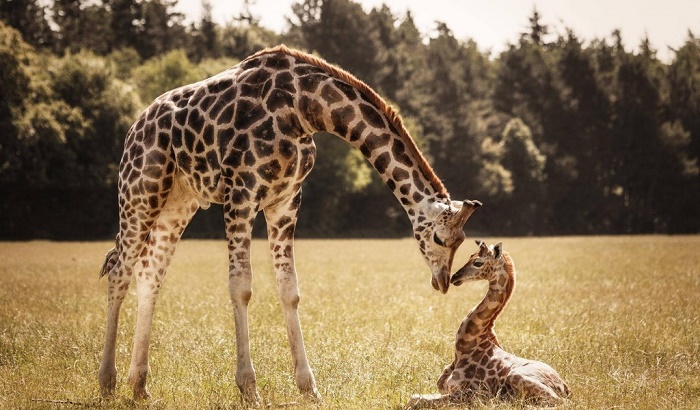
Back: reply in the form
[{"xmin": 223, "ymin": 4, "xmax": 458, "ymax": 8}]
[{"xmin": 1, "ymin": 236, "xmax": 698, "ymax": 409}]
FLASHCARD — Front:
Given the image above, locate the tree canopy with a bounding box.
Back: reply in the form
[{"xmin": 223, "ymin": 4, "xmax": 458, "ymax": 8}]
[{"xmin": 1, "ymin": 0, "xmax": 698, "ymax": 239}]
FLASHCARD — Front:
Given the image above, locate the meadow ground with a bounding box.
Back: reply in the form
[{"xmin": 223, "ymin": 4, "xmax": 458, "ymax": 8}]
[{"xmin": 0, "ymin": 236, "xmax": 698, "ymax": 409}]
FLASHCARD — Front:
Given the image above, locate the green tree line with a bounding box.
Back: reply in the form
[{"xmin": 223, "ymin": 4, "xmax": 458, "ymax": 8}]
[{"xmin": 1, "ymin": 0, "xmax": 698, "ymax": 239}]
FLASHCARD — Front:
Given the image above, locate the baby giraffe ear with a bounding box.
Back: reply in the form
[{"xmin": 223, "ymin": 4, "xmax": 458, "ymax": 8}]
[{"xmin": 493, "ymin": 242, "xmax": 503, "ymax": 259}]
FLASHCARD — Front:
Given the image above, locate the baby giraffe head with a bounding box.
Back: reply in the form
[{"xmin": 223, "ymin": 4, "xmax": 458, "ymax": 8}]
[{"xmin": 450, "ymin": 241, "xmax": 505, "ymax": 286}]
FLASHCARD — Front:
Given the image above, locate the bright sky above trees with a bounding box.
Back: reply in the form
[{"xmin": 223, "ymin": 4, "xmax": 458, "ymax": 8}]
[{"xmin": 175, "ymin": 0, "xmax": 700, "ymax": 62}]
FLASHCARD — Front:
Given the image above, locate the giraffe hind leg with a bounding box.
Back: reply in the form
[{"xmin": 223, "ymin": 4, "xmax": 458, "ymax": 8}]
[
  {"xmin": 98, "ymin": 135, "xmax": 175, "ymax": 397},
  {"xmin": 98, "ymin": 210, "xmax": 161, "ymax": 397},
  {"xmin": 127, "ymin": 180, "xmax": 200, "ymax": 400},
  {"xmin": 97, "ymin": 242, "xmax": 125, "ymax": 395},
  {"xmin": 223, "ymin": 198, "xmax": 260, "ymax": 405},
  {"xmin": 505, "ymin": 372, "xmax": 563, "ymax": 406}
]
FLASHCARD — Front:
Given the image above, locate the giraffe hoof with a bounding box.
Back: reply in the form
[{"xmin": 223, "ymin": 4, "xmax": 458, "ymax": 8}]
[
  {"xmin": 241, "ymin": 390, "xmax": 261, "ymax": 407},
  {"xmin": 98, "ymin": 365, "xmax": 117, "ymax": 397},
  {"xmin": 295, "ymin": 368, "xmax": 321, "ymax": 401},
  {"xmin": 132, "ymin": 387, "xmax": 151, "ymax": 401},
  {"xmin": 236, "ymin": 371, "xmax": 261, "ymax": 407},
  {"xmin": 407, "ymin": 393, "xmax": 450, "ymax": 409},
  {"xmin": 303, "ymin": 388, "xmax": 323, "ymax": 402},
  {"xmin": 128, "ymin": 368, "xmax": 151, "ymax": 401}
]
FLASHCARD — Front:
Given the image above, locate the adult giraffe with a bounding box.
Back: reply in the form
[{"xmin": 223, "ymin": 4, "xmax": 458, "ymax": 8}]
[{"xmin": 98, "ymin": 45, "xmax": 481, "ymax": 404}]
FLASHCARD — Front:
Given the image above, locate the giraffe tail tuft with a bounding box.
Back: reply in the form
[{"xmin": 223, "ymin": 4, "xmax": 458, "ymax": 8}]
[{"xmin": 99, "ymin": 247, "xmax": 119, "ymax": 279}]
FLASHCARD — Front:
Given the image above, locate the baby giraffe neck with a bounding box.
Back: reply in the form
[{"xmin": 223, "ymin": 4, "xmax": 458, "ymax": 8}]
[{"xmin": 456, "ymin": 254, "xmax": 516, "ymax": 350}]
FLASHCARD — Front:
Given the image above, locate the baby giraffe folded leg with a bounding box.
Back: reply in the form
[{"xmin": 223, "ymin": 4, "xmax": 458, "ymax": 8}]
[
  {"xmin": 406, "ymin": 393, "xmax": 451, "ymax": 409},
  {"xmin": 506, "ymin": 362, "xmax": 571, "ymax": 405}
]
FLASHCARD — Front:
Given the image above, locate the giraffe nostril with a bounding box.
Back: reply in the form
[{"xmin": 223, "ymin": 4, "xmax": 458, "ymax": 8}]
[
  {"xmin": 431, "ymin": 276, "xmax": 439, "ymax": 291},
  {"xmin": 450, "ymin": 271, "xmax": 465, "ymax": 285}
]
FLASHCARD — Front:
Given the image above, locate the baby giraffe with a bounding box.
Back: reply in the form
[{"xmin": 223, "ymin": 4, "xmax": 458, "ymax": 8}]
[{"xmin": 408, "ymin": 241, "xmax": 570, "ymax": 408}]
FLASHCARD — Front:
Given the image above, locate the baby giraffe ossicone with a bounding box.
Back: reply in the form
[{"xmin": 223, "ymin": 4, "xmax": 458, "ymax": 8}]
[{"xmin": 409, "ymin": 241, "xmax": 570, "ymax": 408}]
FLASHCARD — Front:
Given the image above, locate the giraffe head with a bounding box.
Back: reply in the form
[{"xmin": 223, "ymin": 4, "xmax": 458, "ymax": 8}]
[
  {"xmin": 413, "ymin": 199, "xmax": 482, "ymax": 293},
  {"xmin": 450, "ymin": 241, "xmax": 505, "ymax": 286}
]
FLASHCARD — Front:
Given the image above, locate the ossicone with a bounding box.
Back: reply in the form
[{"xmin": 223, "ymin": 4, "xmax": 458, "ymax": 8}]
[{"xmin": 450, "ymin": 199, "xmax": 482, "ymax": 228}]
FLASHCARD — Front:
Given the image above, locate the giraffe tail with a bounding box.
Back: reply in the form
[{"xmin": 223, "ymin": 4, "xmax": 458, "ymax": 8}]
[{"xmin": 99, "ymin": 247, "xmax": 119, "ymax": 279}]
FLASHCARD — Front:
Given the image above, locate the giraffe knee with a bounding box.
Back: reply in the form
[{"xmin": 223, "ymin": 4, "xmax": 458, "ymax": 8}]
[
  {"xmin": 281, "ymin": 292, "xmax": 300, "ymax": 309},
  {"xmin": 239, "ymin": 289, "xmax": 252, "ymax": 305},
  {"xmin": 275, "ymin": 265, "xmax": 300, "ymax": 308},
  {"xmin": 229, "ymin": 288, "xmax": 252, "ymax": 306},
  {"xmin": 277, "ymin": 276, "xmax": 300, "ymax": 309},
  {"xmin": 229, "ymin": 282, "xmax": 252, "ymax": 305}
]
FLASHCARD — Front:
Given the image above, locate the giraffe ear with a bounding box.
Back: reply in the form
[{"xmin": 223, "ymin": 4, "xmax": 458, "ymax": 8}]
[{"xmin": 494, "ymin": 242, "xmax": 503, "ymax": 259}]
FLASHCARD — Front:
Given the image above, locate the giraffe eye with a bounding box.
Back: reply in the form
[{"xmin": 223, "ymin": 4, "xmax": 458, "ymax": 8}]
[
  {"xmin": 473, "ymin": 260, "xmax": 484, "ymax": 268},
  {"xmin": 433, "ymin": 232, "xmax": 445, "ymax": 247}
]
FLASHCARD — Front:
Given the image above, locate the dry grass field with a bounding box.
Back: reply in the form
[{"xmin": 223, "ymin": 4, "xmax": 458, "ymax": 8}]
[{"xmin": 1, "ymin": 236, "xmax": 699, "ymax": 409}]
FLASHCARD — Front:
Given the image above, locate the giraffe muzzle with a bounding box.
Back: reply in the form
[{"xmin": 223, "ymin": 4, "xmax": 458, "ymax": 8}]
[{"xmin": 431, "ymin": 270, "xmax": 450, "ymax": 293}]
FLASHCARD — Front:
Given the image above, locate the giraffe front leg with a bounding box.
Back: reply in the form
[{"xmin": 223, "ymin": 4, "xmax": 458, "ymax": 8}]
[
  {"xmin": 224, "ymin": 202, "xmax": 260, "ymax": 406},
  {"xmin": 265, "ymin": 191, "xmax": 320, "ymax": 401},
  {"xmin": 229, "ymin": 270, "xmax": 260, "ymax": 405},
  {"xmin": 406, "ymin": 393, "xmax": 452, "ymax": 409}
]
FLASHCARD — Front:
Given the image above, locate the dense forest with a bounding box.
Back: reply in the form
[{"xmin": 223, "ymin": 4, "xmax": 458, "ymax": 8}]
[{"xmin": 1, "ymin": 0, "xmax": 698, "ymax": 239}]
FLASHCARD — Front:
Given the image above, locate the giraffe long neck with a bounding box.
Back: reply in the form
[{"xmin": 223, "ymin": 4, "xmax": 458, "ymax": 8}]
[
  {"xmin": 300, "ymin": 79, "xmax": 448, "ymax": 213},
  {"xmin": 249, "ymin": 46, "xmax": 450, "ymax": 215},
  {"xmin": 456, "ymin": 255, "xmax": 516, "ymax": 352}
]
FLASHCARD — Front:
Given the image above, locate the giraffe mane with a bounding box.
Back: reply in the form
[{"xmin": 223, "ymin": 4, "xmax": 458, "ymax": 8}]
[
  {"xmin": 250, "ymin": 44, "xmax": 449, "ymax": 198},
  {"xmin": 500, "ymin": 252, "xmax": 516, "ymax": 309}
]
